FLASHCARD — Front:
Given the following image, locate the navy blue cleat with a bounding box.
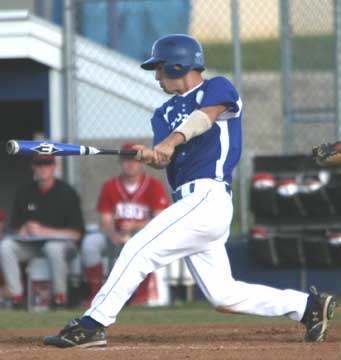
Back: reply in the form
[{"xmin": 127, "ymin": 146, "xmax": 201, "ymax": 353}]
[
  {"xmin": 43, "ymin": 318, "xmax": 107, "ymax": 348},
  {"xmin": 302, "ymin": 286, "xmax": 337, "ymax": 342}
]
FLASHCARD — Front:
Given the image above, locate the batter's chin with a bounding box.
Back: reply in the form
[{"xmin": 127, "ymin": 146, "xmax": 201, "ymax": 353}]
[{"xmin": 160, "ymin": 86, "xmax": 176, "ymax": 95}]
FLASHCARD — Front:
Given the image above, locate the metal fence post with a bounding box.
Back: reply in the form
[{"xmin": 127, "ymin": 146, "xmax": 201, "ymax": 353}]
[
  {"xmin": 63, "ymin": 0, "xmax": 78, "ymax": 187},
  {"xmin": 231, "ymin": 0, "xmax": 247, "ymax": 235},
  {"xmin": 335, "ymin": 0, "xmax": 341, "ymax": 141},
  {"xmin": 279, "ymin": 0, "xmax": 293, "ymax": 153}
]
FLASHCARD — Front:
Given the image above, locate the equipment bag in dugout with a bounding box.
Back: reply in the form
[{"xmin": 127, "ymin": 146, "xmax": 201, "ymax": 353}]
[{"xmin": 312, "ymin": 142, "xmax": 341, "ymax": 167}]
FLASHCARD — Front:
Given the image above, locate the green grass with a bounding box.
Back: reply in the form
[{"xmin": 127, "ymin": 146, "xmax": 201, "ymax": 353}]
[
  {"xmin": 0, "ymin": 301, "xmax": 340, "ymax": 329},
  {"xmin": 203, "ymin": 34, "xmax": 334, "ymax": 72}
]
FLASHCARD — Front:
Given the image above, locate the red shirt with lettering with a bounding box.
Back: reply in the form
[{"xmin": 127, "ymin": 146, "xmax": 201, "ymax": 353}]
[{"xmin": 96, "ymin": 173, "xmax": 170, "ymax": 230}]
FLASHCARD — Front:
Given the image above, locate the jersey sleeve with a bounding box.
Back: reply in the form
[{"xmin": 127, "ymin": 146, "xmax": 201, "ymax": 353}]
[
  {"xmin": 96, "ymin": 181, "xmax": 114, "ymax": 213},
  {"xmin": 199, "ymin": 76, "xmax": 240, "ymax": 113},
  {"xmin": 147, "ymin": 178, "xmax": 170, "ymax": 213},
  {"xmin": 151, "ymin": 107, "xmax": 171, "ymax": 146}
]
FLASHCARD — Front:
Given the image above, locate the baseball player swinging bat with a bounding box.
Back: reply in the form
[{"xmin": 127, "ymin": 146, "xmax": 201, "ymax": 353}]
[{"xmin": 6, "ymin": 140, "xmax": 138, "ymax": 157}]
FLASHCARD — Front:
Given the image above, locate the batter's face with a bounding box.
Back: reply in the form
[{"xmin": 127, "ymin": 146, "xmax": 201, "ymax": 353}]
[
  {"xmin": 121, "ymin": 159, "xmax": 142, "ymax": 178},
  {"xmin": 155, "ymin": 63, "xmax": 184, "ymax": 95}
]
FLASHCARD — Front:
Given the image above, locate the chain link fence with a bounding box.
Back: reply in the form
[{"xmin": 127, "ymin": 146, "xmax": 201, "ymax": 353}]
[
  {"xmin": 67, "ymin": 0, "xmax": 338, "ymax": 227},
  {"xmin": 286, "ymin": 0, "xmax": 336, "ymax": 152}
]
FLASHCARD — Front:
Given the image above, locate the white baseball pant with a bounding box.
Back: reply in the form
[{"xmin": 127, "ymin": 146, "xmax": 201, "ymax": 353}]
[{"xmin": 85, "ymin": 179, "xmax": 308, "ymax": 327}]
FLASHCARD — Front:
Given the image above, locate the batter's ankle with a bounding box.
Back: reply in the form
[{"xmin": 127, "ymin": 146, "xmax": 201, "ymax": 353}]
[{"xmin": 79, "ymin": 316, "xmax": 104, "ymax": 330}]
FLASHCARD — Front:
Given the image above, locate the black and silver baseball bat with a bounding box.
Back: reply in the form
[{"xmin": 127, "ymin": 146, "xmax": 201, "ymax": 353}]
[{"xmin": 6, "ymin": 140, "xmax": 138, "ymax": 157}]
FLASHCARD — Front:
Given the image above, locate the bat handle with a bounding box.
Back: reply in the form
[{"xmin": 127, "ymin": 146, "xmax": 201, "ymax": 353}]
[
  {"xmin": 6, "ymin": 140, "xmax": 19, "ymax": 155},
  {"xmin": 119, "ymin": 149, "xmax": 138, "ymax": 156}
]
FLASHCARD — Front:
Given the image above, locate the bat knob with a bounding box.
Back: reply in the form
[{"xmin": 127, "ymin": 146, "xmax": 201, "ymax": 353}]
[{"xmin": 6, "ymin": 140, "xmax": 19, "ymax": 155}]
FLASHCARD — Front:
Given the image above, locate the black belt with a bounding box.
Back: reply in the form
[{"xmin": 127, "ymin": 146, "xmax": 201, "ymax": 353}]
[{"xmin": 172, "ymin": 182, "xmax": 231, "ymax": 202}]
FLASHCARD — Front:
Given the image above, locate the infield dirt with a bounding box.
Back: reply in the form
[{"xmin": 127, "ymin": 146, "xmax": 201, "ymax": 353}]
[{"xmin": 0, "ymin": 322, "xmax": 340, "ymax": 360}]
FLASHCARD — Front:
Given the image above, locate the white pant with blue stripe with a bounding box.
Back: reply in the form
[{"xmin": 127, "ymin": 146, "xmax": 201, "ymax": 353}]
[{"xmin": 85, "ymin": 179, "xmax": 308, "ymax": 327}]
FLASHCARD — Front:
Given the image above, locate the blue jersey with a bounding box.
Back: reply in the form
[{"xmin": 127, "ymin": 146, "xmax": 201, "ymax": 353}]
[{"xmin": 151, "ymin": 76, "xmax": 242, "ymax": 190}]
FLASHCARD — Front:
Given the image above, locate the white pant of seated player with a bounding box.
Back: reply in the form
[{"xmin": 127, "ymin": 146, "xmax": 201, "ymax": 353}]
[
  {"xmin": 85, "ymin": 179, "xmax": 308, "ymax": 327},
  {"xmin": 0, "ymin": 237, "xmax": 76, "ymax": 296},
  {"xmin": 26, "ymin": 255, "xmax": 82, "ymax": 310},
  {"xmin": 82, "ymin": 227, "xmax": 170, "ymax": 306}
]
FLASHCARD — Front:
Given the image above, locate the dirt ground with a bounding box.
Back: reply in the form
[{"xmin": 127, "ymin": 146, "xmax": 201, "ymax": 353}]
[{"xmin": 0, "ymin": 322, "xmax": 340, "ymax": 360}]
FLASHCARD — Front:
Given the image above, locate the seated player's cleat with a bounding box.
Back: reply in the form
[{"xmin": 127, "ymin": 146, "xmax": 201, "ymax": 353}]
[
  {"xmin": 303, "ymin": 286, "xmax": 337, "ymax": 342},
  {"xmin": 11, "ymin": 295, "xmax": 25, "ymax": 310},
  {"xmin": 43, "ymin": 318, "xmax": 107, "ymax": 348},
  {"xmin": 50, "ymin": 294, "xmax": 67, "ymax": 310}
]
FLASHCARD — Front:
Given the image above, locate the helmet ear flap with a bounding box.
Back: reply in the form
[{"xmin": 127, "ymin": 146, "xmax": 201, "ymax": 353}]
[{"xmin": 164, "ymin": 63, "xmax": 191, "ymax": 78}]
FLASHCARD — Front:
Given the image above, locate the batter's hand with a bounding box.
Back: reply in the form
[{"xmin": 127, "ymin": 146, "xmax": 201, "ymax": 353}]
[
  {"xmin": 132, "ymin": 144, "xmax": 154, "ymax": 164},
  {"xmin": 153, "ymin": 132, "xmax": 185, "ymax": 166},
  {"xmin": 153, "ymin": 142, "xmax": 174, "ymax": 164},
  {"xmin": 133, "ymin": 144, "xmax": 167, "ymax": 167}
]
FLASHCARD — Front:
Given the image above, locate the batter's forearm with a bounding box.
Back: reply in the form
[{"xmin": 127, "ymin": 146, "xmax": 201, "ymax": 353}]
[
  {"xmin": 174, "ymin": 110, "xmax": 212, "ymax": 142},
  {"xmin": 164, "ymin": 132, "xmax": 186, "ymax": 148}
]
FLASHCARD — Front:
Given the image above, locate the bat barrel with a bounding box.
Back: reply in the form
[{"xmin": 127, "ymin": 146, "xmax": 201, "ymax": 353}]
[
  {"xmin": 6, "ymin": 140, "xmax": 82, "ymax": 156},
  {"xmin": 6, "ymin": 140, "xmax": 137, "ymax": 157},
  {"xmin": 6, "ymin": 140, "xmax": 19, "ymax": 155}
]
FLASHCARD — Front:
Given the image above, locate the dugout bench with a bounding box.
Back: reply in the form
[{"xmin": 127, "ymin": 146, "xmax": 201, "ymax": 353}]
[{"xmin": 248, "ymin": 155, "xmax": 341, "ymax": 290}]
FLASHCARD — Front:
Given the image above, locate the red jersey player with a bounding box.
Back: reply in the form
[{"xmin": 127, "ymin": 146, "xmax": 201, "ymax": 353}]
[{"xmin": 81, "ymin": 143, "xmax": 170, "ymax": 306}]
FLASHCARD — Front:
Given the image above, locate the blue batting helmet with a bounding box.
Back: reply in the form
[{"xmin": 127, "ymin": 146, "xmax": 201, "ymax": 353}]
[{"xmin": 141, "ymin": 34, "xmax": 205, "ymax": 78}]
